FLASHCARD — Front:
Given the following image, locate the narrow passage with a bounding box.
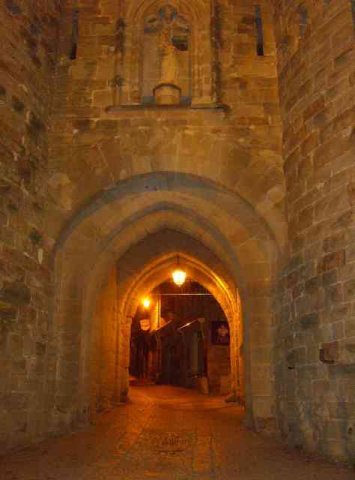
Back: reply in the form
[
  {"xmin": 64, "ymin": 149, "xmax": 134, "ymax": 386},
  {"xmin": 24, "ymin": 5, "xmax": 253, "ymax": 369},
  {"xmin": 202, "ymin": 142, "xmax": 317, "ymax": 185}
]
[{"xmin": 1, "ymin": 386, "xmax": 353, "ymax": 480}]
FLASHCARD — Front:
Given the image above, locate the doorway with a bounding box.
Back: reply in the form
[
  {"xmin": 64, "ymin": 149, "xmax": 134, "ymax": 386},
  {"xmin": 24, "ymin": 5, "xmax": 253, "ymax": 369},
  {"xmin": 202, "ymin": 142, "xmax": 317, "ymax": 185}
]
[{"xmin": 129, "ymin": 280, "xmax": 232, "ymax": 395}]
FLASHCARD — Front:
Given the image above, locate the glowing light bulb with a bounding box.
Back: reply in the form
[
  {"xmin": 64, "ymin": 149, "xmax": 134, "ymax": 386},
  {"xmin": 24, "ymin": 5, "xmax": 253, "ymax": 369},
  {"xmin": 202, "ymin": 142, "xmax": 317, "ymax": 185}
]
[
  {"xmin": 142, "ymin": 297, "xmax": 151, "ymax": 309},
  {"xmin": 172, "ymin": 269, "xmax": 186, "ymax": 286}
]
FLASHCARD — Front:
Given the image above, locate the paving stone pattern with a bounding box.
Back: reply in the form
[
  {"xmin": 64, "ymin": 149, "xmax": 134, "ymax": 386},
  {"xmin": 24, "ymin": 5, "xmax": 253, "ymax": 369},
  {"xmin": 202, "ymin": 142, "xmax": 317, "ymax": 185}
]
[{"xmin": 0, "ymin": 386, "xmax": 353, "ymax": 480}]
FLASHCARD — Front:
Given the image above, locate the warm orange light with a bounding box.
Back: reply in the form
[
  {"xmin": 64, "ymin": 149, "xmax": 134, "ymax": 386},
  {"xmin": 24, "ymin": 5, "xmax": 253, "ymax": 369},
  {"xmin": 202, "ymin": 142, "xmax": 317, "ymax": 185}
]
[
  {"xmin": 140, "ymin": 319, "xmax": 151, "ymax": 331},
  {"xmin": 172, "ymin": 269, "xmax": 187, "ymax": 286},
  {"xmin": 142, "ymin": 297, "xmax": 151, "ymax": 309}
]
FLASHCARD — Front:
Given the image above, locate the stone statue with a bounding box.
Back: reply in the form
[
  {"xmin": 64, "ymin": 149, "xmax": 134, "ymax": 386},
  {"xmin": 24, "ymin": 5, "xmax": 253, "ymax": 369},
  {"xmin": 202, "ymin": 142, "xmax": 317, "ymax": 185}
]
[
  {"xmin": 145, "ymin": 5, "xmax": 189, "ymax": 105},
  {"xmin": 159, "ymin": 28, "xmax": 179, "ymax": 85}
]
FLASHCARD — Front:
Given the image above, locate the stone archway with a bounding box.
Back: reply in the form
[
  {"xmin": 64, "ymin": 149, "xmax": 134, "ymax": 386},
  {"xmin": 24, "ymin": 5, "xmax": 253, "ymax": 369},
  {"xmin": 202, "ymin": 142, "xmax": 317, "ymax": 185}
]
[
  {"xmin": 121, "ymin": 250, "xmax": 242, "ymax": 400},
  {"xmin": 112, "ymin": 233, "xmax": 242, "ymax": 402},
  {"xmin": 50, "ymin": 172, "xmax": 281, "ymax": 434}
]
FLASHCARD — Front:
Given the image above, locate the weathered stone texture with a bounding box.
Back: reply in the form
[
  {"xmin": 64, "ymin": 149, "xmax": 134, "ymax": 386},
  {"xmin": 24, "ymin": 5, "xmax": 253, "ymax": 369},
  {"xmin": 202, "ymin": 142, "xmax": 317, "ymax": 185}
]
[
  {"xmin": 273, "ymin": 0, "xmax": 355, "ymax": 462},
  {"xmin": 0, "ymin": 0, "xmax": 62, "ymax": 450},
  {"xmin": 0, "ymin": 0, "xmax": 353, "ymax": 466},
  {"xmin": 45, "ymin": 0, "xmax": 284, "ymax": 445},
  {"xmin": 49, "ymin": 0, "xmax": 284, "ymax": 238}
]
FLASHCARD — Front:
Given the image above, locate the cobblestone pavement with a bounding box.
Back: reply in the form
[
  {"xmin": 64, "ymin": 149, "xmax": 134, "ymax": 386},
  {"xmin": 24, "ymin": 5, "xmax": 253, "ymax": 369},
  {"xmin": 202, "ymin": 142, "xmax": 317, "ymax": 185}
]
[{"xmin": 0, "ymin": 385, "xmax": 354, "ymax": 480}]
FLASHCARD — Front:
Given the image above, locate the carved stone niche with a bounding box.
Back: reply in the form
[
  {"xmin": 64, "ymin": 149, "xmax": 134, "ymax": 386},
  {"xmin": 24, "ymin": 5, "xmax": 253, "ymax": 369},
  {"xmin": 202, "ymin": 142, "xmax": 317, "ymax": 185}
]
[{"xmin": 115, "ymin": 0, "xmax": 217, "ymax": 107}]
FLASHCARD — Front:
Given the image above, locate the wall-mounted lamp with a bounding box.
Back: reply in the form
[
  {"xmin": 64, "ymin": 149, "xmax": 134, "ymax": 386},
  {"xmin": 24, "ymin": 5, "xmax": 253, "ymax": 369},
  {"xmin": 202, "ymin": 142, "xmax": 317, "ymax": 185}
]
[{"xmin": 142, "ymin": 297, "xmax": 151, "ymax": 309}]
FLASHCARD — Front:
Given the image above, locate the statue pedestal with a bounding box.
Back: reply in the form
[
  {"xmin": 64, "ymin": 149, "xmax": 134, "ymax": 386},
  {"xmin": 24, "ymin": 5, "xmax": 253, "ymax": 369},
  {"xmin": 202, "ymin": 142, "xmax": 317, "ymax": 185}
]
[{"xmin": 153, "ymin": 83, "xmax": 181, "ymax": 106}]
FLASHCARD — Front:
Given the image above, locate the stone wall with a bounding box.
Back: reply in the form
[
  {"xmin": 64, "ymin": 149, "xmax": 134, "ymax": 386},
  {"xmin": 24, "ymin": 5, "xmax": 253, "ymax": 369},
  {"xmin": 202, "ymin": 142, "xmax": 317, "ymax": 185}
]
[
  {"xmin": 0, "ymin": 0, "xmax": 288, "ymax": 455},
  {"xmin": 49, "ymin": 0, "xmax": 284, "ymax": 235},
  {"xmin": 89, "ymin": 267, "xmax": 120, "ymax": 416},
  {"xmin": 47, "ymin": 0, "xmax": 284, "ymax": 438},
  {"xmin": 273, "ymin": 0, "xmax": 355, "ymax": 461},
  {"xmin": 0, "ymin": 0, "xmax": 62, "ymax": 449},
  {"xmin": 1, "ymin": 0, "xmax": 353, "ymax": 464}
]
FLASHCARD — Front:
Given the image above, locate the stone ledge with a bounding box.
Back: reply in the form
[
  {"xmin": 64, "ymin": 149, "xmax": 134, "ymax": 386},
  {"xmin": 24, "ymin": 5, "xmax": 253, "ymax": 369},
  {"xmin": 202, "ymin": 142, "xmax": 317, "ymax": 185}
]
[{"xmin": 105, "ymin": 103, "xmax": 229, "ymax": 115}]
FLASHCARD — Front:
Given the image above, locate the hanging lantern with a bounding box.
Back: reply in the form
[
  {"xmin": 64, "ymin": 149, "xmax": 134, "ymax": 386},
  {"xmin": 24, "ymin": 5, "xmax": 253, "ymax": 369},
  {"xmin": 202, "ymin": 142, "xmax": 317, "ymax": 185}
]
[
  {"xmin": 172, "ymin": 269, "xmax": 187, "ymax": 286},
  {"xmin": 172, "ymin": 256, "xmax": 186, "ymax": 286}
]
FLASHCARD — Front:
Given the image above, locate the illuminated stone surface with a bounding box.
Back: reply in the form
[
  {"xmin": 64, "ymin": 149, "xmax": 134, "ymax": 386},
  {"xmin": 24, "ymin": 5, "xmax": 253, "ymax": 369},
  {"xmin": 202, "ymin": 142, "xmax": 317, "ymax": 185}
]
[
  {"xmin": 0, "ymin": 0, "xmax": 354, "ymax": 465},
  {"xmin": 0, "ymin": 386, "xmax": 353, "ymax": 480}
]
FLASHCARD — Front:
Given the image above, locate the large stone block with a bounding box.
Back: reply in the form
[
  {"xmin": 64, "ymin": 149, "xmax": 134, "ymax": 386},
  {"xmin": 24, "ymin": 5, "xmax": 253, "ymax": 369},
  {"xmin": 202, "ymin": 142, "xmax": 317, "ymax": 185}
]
[{"xmin": 320, "ymin": 341, "xmax": 339, "ymax": 364}]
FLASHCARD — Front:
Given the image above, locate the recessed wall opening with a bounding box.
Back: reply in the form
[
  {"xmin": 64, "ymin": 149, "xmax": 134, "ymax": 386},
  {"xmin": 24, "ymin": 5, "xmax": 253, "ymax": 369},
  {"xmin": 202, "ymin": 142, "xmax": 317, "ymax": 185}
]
[
  {"xmin": 129, "ymin": 278, "xmax": 237, "ymax": 398},
  {"xmin": 49, "ymin": 174, "xmax": 277, "ymax": 442}
]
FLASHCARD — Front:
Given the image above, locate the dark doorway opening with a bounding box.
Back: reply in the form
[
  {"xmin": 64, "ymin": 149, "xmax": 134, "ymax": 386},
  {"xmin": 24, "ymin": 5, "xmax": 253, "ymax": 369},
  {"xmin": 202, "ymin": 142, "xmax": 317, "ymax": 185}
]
[{"xmin": 129, "ymin": 280, "xmax": 231, "ymax": 395}]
